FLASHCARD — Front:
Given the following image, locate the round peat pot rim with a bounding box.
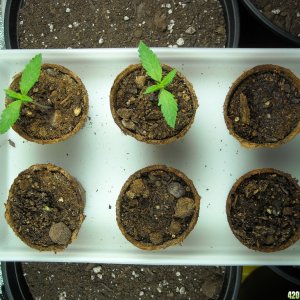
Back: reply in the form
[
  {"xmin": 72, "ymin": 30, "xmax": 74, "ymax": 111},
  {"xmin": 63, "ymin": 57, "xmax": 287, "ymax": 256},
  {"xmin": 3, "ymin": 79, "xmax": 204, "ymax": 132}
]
[
  {"xmin": 224, "ymin": 64, "xmax": 300, "ymax": 149},
  {"xmin": 221, "ymin": 0, "xmax": 240, "ymax": 48},
  {"xmin": 116, "ymin": 164, "xmax": 201, "ymax": 250},
  {"xmin": 226, "ymin": 168, "xmax": 300, "ymax": 252},
  {"xmin": 5, "ymin": 0, "xmax": 239, "ymax": 49},
  {"xmin": 5, "ymin": 163, "xmax": 86, "ymax": 252},
  {"xmin": 1, "ymin": 262, "xmax": 32, "ymax": 300},
  {"xmin": 241, "ymin": 0, "xmax": 300, "ymax": 46},
  {"xmin": 269, "ymin": 266, "xmax": 300, "ymax": 286},
  {"xmin": 7, "ymin": 63, "xmax": 89, "ymax": 144},
  {"xmin": 110, "ymin": 64, "xmax": 198, "ymax": 145}
]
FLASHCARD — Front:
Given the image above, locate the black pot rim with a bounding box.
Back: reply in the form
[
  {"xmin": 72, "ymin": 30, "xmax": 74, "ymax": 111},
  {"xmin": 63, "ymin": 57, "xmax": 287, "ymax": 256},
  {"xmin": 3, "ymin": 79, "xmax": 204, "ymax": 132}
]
[
  {"xmin": 241, "ymin": 0, "xmax": 300, "ymax": 46},
  {"xmin": 269, "ymin": 266, "xmax": 300, "ymax": 286},
  {"xmin": 221, "ymin": 266, "xmax": 243, "ymax": 300},
  {"xmin": 4, "ymin": 0, "xmax": 240, "ymax": 49},
  {"xmin": 1, "ymin": 262, "xmax": 32, "ymax": 300},
  {"xmin": 1, "ymin": 262, "xmax": 242, "ymax": 300}
]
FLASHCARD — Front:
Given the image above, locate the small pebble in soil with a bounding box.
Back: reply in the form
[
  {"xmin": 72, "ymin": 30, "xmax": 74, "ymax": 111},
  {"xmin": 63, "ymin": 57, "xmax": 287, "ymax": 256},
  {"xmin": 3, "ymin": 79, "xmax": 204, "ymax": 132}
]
[
  {"xmin": 149, "ymin": 232, "xmax": 163, "ymax": 245},
  {"xmin": 174, "ymin": 197, "xmax": 195, "ymax": 218},
  {"xmin": 168, "ymin": 182, "xmax": 185, "ymax": 198},
  {"xmin": 73, "ymin": 107, "xmax": 81, "ymax": 116},
  {"xmin": 185, "ymin": 26, "xmax": 196, "ymax": 34},
  {"xmin": 121, "ymin": 119, "xmax": 136, "ymax": 130},
  {"xmin": 93, "ymin": 266, "xmax": 102, "ymax": 273},
  {"xmin": 176, "ymin": 38, "xmax": 184, "ymax": 46},
  {"xmin": 49, "ymin": 222, "xmax": 72, "ymax": 245},
  {"xmin": 135, "ymin": 76, "xmax": 146, "ymax": 89}
]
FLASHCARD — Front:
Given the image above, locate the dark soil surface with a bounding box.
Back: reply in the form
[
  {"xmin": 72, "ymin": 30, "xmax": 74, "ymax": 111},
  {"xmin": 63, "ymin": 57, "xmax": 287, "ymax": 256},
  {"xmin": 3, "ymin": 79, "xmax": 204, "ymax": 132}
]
[
  {"xmin": 17, "ymin": 0, "xmax": 227, "ymax": 48},
  {"xmin": 118, "ymin": 167, "xmax": 198, "ymax": 248},
  {"xmin": 113, "ymin": 66, "xmax": 197, "ymax": 141},
  {"xmin": 250, "ymin": 0, "xmax": 300, "ymax": 39},
  {"xmin": 9, "ymin": 64, "xmax": 87, "ymax": 141},
  {"xmin": 6, "ymin": 165, "xmax": 84, "ymax": 249},
  {"xmin": 227, "ymin": 171, "xmax": 300, "ymax": 251},
  {"xmin": 227, "ymin": 70, "xmax": 300, "ymax": 144},
  {"xmin": 22, "ymin": 262, "xmax": 226, "ymax": 300}
]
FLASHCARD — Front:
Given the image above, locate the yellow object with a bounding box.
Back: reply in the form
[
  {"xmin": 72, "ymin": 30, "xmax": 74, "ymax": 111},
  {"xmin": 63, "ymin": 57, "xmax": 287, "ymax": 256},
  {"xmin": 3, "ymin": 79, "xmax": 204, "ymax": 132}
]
[{"xmin": 242, "ymin": 266, "xmax": 260, "ymax": 282}]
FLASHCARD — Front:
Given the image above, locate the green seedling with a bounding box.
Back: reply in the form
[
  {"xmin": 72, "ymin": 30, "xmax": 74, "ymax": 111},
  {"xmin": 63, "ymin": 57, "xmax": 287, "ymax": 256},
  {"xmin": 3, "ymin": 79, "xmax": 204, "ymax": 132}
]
[
  {"xmin": 0, "ymin": 53, "xmax": 49, "ymax": 134},
  {"xmin": 138, "ymin": 41, "xmax": 178, "ymax": 128}
]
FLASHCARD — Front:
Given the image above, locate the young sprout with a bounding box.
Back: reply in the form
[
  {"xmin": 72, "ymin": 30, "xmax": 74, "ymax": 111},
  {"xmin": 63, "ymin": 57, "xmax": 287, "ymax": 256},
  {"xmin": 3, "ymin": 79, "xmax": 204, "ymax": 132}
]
[
  {"xmin": 138, "ymin": 41, "xmax": 178, "ymax": 128},
  {"xmin": 0, "ymin": 53, "xmax": 49, "ymax": 134}
]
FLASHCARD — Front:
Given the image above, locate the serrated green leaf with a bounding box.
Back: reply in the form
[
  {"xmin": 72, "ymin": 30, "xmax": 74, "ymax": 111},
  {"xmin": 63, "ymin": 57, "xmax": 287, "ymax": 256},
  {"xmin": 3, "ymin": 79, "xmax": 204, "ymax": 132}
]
[
  {"xmin": 20, "ymin": 53, "xmax": 42, "ymax": 95},
  {"xmin": 158, "ymin": 89, "xmax": 178, "ymax": 128},
  {"xmin": 138, "ymin": 41, "xmax": 162, "ymax": 82},
  {"xmin": 144, "ymin": 84, "xmax": 163, "ymax": 94},
  {"xmin": 160, "ymin": 69, "xmax": 177, "ymax": 88},
  {"xmin": 0, "ymin": 100, "xmax": 22, "ymax": 134},
  {"xmin": 5, "ymin": 89, "xmax": 32, "ymax": 102}
]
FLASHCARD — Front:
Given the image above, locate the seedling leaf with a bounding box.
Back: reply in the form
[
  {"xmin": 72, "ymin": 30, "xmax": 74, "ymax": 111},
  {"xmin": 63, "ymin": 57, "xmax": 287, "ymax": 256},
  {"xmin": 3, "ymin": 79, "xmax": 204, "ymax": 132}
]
[
  {"xmin": 138, "ymin": 41, "xmax": 162, "ymax": 82},
  {"xmin": 161, "ymin": 69, "xmax": 177, "ymax": 88},
  {"xmin": 144, "ymin": 84, "xmax": 163, "ymax": 94},
  {"xmin": 5, "ymin": 89, "xmax": 32, "ymax": 102},
  {"xmin": 20, "ymin": 53, "xmax": 42, "ymax": 95},
  {"xmin": 158, "ymin": 89, "xmax": 178, "ymax": 129},
  {"xmin": 0, "ymin": 100, "xmax": 22, "ymax": 133}
]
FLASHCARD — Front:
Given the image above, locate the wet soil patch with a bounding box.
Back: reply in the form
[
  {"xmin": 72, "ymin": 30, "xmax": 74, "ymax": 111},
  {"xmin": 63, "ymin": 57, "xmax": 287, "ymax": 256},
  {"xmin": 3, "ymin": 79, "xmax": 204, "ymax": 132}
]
[
  {"xmin": 8, "ymin": 64, "xmax": 88, "ymax": 142},
  {"xmin": 117, "ymin": 166, "xmax": 200, "ymax": 250},
  {"xmin": 5, "ymin": 164, "xmax": 85, "ymax": 251},
  {"xmin": 22, "ymin": 262, "xmax": 225, "ymax": 300},
  {"xmin": 111, "ymin": 65, "xmax": 197, "ymax": 143},
  {"xmin": 250, "ymin": 0, "xmax": 300, "ymax": 39},
  {"xmin": 17, "ymin": 0, "xmax": 227, "ymax": 48},
  {"xmin": 226, "ymin": 68, "xmax": 300, "ymax": 145},
  {"xmin": 227, "ymin": 169, "xmax": 300, "ymax": 252}
]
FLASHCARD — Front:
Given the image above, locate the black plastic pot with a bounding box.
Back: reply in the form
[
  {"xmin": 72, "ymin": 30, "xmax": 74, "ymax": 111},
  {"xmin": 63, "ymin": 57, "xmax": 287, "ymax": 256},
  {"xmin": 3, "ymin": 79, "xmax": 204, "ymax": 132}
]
[
  {"xmin": 269, "ymin": 266, "xmax": 300, "ymax": 286},
  {"xmin": 239, "ymin": 266, "xmax": 300, "ymax": 300},
  {"xmin": 241, "ymin": 0, "xmax": 300, "ymax": 47},
  {"xmin": 4, "ymin": 0, "xmax": 240, "ymax": 49},
  {"xmin": 1, "ymin": 262, "xmax": 242, "ymax": 300},
  {"xmin": 1, "ymin": 263, "xmax": 32, "ymax": 300}
]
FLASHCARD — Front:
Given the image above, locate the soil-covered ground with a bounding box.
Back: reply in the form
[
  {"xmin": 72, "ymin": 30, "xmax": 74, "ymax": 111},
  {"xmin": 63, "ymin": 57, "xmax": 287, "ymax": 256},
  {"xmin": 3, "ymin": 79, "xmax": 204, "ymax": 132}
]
[
  {"xmin": 227, "ymin": 171, "xmax": 300, "ymax": 251},
  {"xmin": 113, "ymin": 66, "xmax": 197, "ymax": 141},
  {"xmin": 9, "ymin": 65, "xmax": 87, "ymax": 141},
  {"xmin": 118, "ymin": 167, "xmax": 199, "ymax": 248},
  {"xmin": 22, "ymin": 263, "xmax": 226, "ymax": 300},
  {"xmin": 6, "ymin": 165, "xmax": 84, "ymax": 250},
  {"xmin": 251, "ymin": 0, "xmax": 300, "ymax": 39},
  {"xmin": 17, "ymin": 0, "xmax": 227, "ymax": 48},
  {"xmin": 226, "ymin": 69, "xmax": 300, "ymax": 144}
]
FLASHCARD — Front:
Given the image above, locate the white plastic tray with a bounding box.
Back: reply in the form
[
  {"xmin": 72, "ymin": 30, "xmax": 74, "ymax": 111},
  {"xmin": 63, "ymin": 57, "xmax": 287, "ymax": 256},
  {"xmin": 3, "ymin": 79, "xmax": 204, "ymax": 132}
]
[{"xmin": 0, "ymin": 49, "xmax": 300, "ymax": 265}]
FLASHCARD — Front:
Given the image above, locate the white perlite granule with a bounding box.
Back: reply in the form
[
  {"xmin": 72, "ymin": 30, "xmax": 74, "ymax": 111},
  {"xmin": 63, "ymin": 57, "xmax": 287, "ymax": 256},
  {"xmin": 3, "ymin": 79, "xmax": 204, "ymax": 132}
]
[
  {"xmin": 176, "ymin": 38, "xmax": 184, "ymax": 46},
  {"xmin": 271, "ymin": 9, "xmax": 280, "ymax": 15}
]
